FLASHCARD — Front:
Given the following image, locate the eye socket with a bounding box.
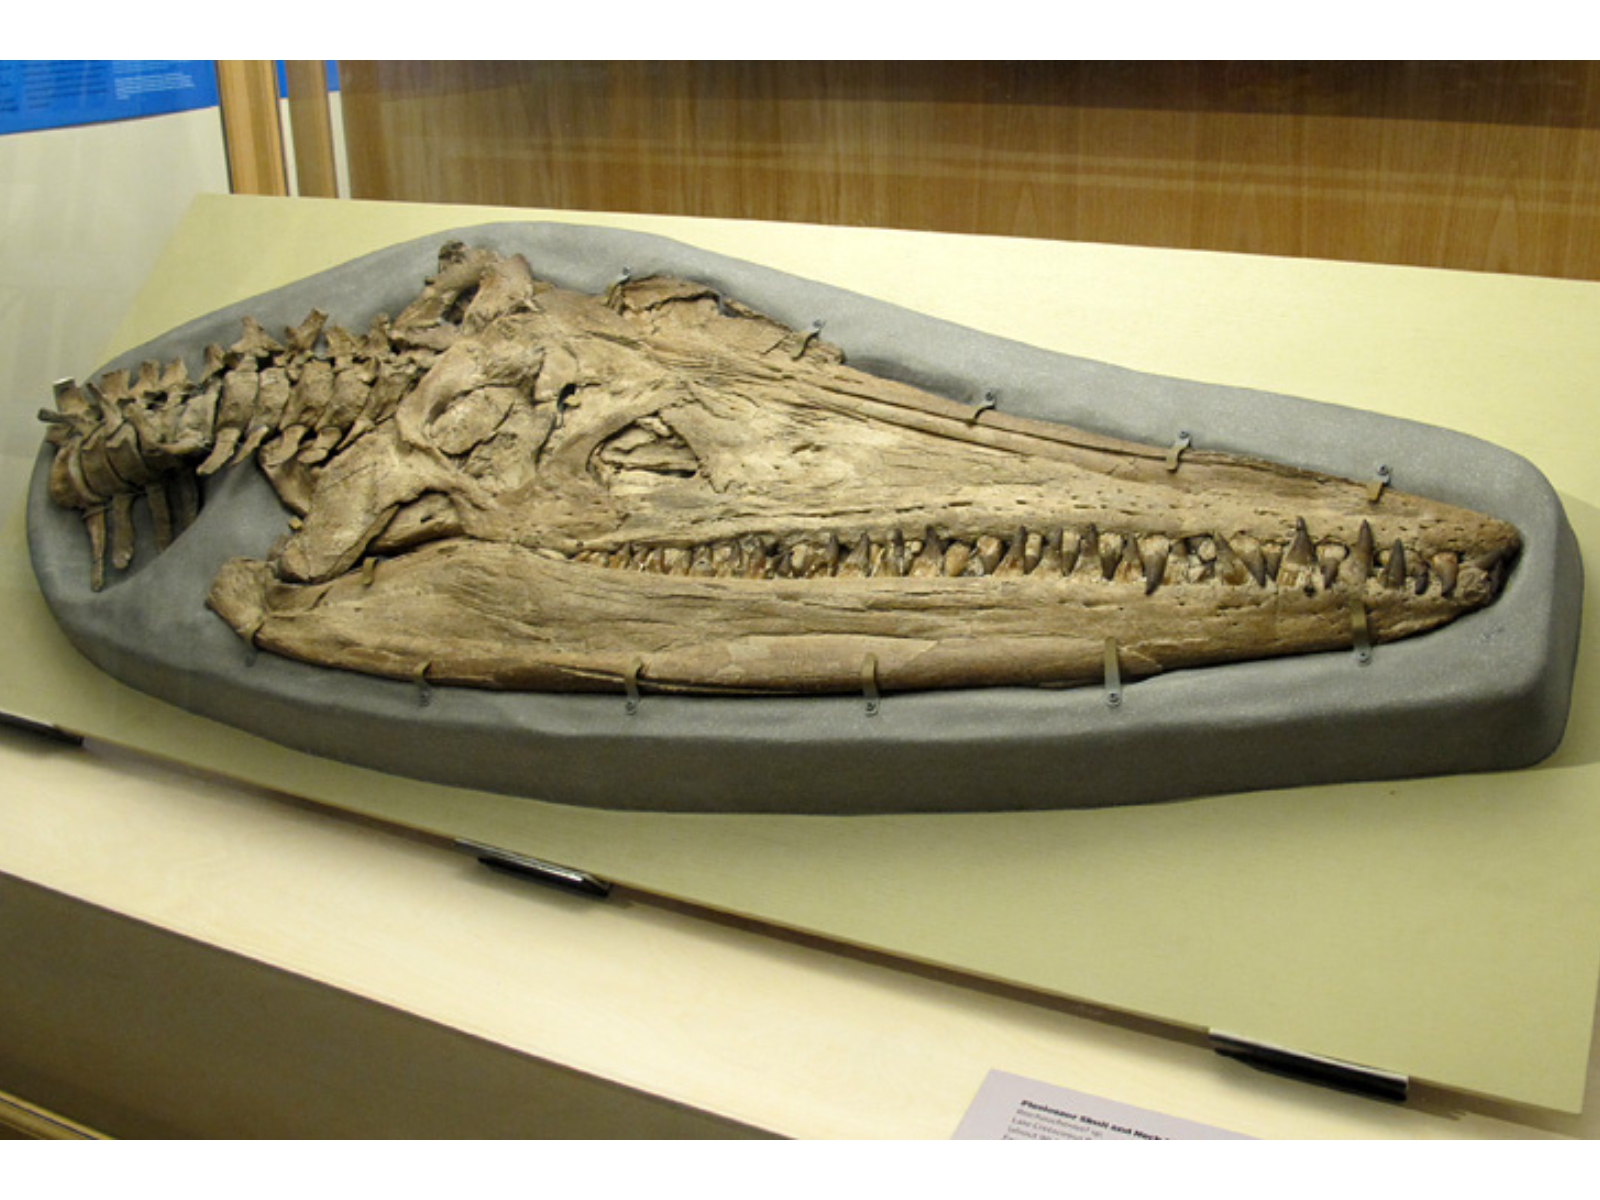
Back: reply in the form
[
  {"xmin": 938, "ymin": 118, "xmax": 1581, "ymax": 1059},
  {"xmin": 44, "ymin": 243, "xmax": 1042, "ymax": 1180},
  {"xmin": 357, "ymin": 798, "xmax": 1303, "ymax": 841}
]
[{"xmin": 593, "ymin": 415, "xmax": 700, "ymax": 482}]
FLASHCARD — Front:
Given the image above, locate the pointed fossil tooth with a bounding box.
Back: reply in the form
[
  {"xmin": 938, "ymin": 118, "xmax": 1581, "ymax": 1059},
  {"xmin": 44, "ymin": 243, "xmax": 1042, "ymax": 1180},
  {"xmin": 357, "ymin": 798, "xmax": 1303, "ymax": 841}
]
[
  {"xmin": 1162, "ymin": 537, "xmax": 1187, "ymax": 583},
  {"xmin": 1271, "ymin": 518, "xmax": 1315, "ymax": 590},
  {"xmin": 1034, "ymin": 528, "xmax": 1064, "ymax": 575},
  {"xmin": 1097, "ymin": 530, "xmax": 1123, "ymax": 580},
  {"xmin": 1349, "ymin": 520, "xmax": 1376, "ymax": 586},
  {"xmin": 1023, "ymin": 530, "xmax": 1044, "ymax": 574},
  {"xmin": 1471, "ymin": 545, "xmax": 1514, "ymax": 583},
  {"xmin": 1318, "ymin": 541, "xmax": 1347, "ymax": 589},
  {"xmin": 1431, "ymin": 551, "xmax": 1459, "ymax": 597},
  {"xmin": 837, "ymin": 532, "xmax": 872, "ymax": 578},
  {"xmin": 1188, "ymin": 535, "xmax": 1216, "ymax": 584},
  {"xmin": 787, "ymin": 534, "xmax": 812, "ymax": 579},
  {"xmin": 1412, "ymin": 558, "xmax": 1430, "ymax": 595},
  {"xmin": 788, "ymin": 532, "xmax": 841, "ymax": 578},
  {"xmin": 876, "ymin": 534, "xmax": 902, "ymax": 579},
  {"xmin": 1471, "ymin": 547, "xmax": 1512, "ymax": 600},
  {"xmin": 909, "ymin": 528, "xmax": 945, "ymax": 577},
  {"xmin": 1213, "ymin": 532, "xmax": 1250, "ymax": 586},
  {"xmin": 607, "ymin": 542, "xmax": 634, "ymax": 569},
  {"xmin": 1286, "ymin": 519, "xmax": 1315, "ymax": 568},
  {"xmin": 689, "ymin": 543, "xmax": 716, "ymax": 576},
  {"xmin": 820, "ymin": 532, "xmax": 843, "ymax": 576},
  {"xmin": 861, "ymin": 538, "xmax": 883, "ymax": 576},
  {"xmin": 1062, "ymin": 526, "xmax": 1086, "ymax": 576},
  {"xmin": 944, "ymin": 539, "xmax": 975, "ymax": 577},
  {"xmin": 783, "ymin": 535, "xmax": 831, "ymax": 579},
  {"xmin": 874, "ymin": 529, "xmax": 908, "ymax": 577},
  {"xmin": 1117, "ymin": 534, "xmax": 1144, "ymax": 585},
  {"xmin": 1141, "ymin": 535, "xmax": 1170, "ymax": 595},
  {"xmin": 1231, "ymin": 534, "xmax": 1268, "ymax": 587},
  {"xmin": 1380, "ymin": 539, "xmax": 1407, "ymax": 589},
  {"xmin": 973, "ymin": 533, "xmax": 1005, "ymax": 575},
  {"xmin": 992, "ymin": 527, "xmax": 1029, "ymax": 577},
  {"xmin": 778, "ymin": 541, "xmax": 804, "ymax": 577}
]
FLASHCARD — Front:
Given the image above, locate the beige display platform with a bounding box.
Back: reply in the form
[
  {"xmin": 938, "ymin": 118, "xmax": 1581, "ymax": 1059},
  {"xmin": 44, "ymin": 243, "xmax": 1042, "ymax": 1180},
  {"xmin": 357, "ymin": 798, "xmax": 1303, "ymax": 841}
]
[{"xmin": 4, "ymin": 194, "xmax": 1599, "ymax": 1118}]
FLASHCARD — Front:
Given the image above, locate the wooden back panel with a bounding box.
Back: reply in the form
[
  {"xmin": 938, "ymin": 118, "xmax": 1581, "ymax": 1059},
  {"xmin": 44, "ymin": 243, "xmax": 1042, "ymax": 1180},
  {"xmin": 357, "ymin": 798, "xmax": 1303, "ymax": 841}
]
[{"xmin": 337, "ymin": 61, "xmax": 1600, "ymax": 280}]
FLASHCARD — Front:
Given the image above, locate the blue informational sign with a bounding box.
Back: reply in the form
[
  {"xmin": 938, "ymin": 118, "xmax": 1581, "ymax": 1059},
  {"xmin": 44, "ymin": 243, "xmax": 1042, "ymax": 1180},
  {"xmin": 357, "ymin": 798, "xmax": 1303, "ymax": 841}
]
[{"xmin": 0, "ymin": 60, "xmax": 220, "ymax": 136}]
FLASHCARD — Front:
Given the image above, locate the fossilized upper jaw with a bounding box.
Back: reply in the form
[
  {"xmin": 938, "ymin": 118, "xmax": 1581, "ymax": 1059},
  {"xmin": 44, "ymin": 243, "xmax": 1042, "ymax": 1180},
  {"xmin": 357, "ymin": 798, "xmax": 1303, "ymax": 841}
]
[
  {"xmin": 291, "ymin": 258, "xmax": 1519, "ymax": 597},
  {"xmin": 408, "ymin": 269, "xmax": 1519, "ymax": 618},
  {"xmin": 507, "ymin": 386, "xmax": 1518, "ymax": 611},
  {"xmin": 42, "ymin": 242, "xmax": 1523, "ymax": 697}
]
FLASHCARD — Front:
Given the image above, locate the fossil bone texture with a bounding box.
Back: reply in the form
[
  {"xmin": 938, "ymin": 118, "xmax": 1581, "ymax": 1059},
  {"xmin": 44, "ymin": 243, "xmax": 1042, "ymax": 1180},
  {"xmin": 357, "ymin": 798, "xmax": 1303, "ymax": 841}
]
[{"xmin": 40, "ymin": 241, "xmax": 1521, "ymax": 698}]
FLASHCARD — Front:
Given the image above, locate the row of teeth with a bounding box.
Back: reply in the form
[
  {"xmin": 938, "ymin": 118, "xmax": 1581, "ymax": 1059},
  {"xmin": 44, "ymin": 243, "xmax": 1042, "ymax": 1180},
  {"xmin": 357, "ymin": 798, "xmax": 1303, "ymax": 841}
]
[{"xmin": 553, "ymin": 520, "xmax": 1489, "ymax": 598}]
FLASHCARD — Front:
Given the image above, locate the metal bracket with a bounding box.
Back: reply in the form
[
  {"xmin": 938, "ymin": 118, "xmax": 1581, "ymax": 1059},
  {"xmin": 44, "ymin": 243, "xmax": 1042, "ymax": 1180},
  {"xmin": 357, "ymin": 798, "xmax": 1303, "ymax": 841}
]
[
  {"xmin": 1210, "ymin": 1030, "xmax": 1409, "ymax": 1103},
  {"xmin": 1165, "ymin": 430, "xmax": 1193, "ymax": 472},
  {"xmin": 1368, "ymin": 464, "xmax": 1392, "ymax": 503},
  {"xmin": 1103, "ymin": 637, "xmax": 1123, "ymax": 708},
  {"xmin": 967, "ymin": 389, "xmax": 999, "ymax": 423},
  {"xmin": 861, "ymin": 653, "xmax": 881, "ymax": 717},
  {"xmin": 789, "ymin": 320, "xmax": 823, "ymax": 359},
  {"xmin": 1350, "ymin": 599, "xmax": 1373, "ymax": 666},
  {"xmin": 456, "ymin": 838, "xmax": 613, "ymax": 900},
  {"xmin": 241, "ymin": 616, "xmax": 264, "ymax": 667},
  {"xmin": 623, "ymin": 656, "xmax": 644, "ymax": 716},
  {"xmin": 413, "ymin": 660, "xmax": 433, "ymax": 707},
  {"xmin": 603, "ymin": 266, "xmax": 633, "ymax": 309}
]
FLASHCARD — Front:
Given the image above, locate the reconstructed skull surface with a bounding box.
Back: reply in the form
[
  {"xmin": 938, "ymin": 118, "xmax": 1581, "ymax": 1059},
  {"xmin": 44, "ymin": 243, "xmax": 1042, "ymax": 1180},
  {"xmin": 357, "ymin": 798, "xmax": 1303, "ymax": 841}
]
[{"xmin": 40, "ymin": 242, "xmax": 1521, "ymax": 698}]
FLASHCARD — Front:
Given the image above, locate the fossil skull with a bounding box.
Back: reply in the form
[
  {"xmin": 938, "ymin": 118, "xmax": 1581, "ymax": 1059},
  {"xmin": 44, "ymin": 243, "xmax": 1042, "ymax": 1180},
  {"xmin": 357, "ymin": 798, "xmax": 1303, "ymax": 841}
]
[{"xmin": 40, "ymin": 242, "xmax": 1521, "ymax": 698}]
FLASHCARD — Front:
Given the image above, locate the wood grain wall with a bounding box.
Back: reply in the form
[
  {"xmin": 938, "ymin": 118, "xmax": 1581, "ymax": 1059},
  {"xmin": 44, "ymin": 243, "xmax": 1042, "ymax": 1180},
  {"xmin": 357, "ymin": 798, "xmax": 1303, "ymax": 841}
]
[{"xmin": 338, "ymin": 62, "xmax": 1600, "ymax": 280}]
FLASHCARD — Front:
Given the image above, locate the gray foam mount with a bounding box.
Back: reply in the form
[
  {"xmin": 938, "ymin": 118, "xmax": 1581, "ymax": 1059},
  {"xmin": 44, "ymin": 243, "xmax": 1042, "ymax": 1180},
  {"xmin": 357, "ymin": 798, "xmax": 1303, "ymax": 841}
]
[{"xmin": 26, "ymin": 224, "xmax": 1584, "ymax": 813}]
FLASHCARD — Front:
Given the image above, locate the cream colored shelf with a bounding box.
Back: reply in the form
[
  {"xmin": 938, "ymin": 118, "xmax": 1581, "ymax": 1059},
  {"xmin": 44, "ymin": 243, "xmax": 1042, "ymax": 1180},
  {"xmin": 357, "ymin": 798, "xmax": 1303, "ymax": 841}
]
[{"xmin": 3, "ymin": 729, "xmax": 1591, "ymax": 1138}]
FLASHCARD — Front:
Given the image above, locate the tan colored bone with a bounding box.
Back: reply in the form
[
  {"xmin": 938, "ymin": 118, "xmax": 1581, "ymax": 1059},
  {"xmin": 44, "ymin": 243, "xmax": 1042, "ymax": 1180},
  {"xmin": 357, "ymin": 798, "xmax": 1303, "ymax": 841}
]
[{"xmin": 42, "ymin": 245, "xmax": 1521, "ymax": 698}]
